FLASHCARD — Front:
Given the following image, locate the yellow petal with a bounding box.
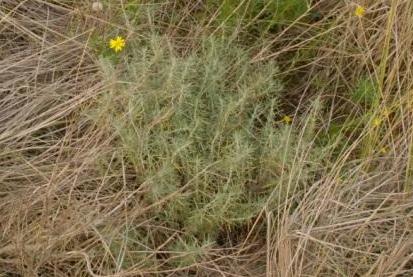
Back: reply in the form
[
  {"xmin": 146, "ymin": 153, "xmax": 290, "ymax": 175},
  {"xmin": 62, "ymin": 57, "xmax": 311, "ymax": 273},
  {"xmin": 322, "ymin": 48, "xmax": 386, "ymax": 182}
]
[
  {"xmin": 109, "ymin": 36, "xmax": 125, "ymax": 52},
  {"xmin": 373, "ymin": 118, "xmax": 382, "ymax": 127},
  {"xmin": 355, "ymin": 5, "xmax": 366, "ymax": 17},
  {"xmin": 110, "ymin": 39, "xmax": 116, "ymax": 48},
  {"xmin": 282, "ymin": 115, "xmax": 292, "ymax": 124}
]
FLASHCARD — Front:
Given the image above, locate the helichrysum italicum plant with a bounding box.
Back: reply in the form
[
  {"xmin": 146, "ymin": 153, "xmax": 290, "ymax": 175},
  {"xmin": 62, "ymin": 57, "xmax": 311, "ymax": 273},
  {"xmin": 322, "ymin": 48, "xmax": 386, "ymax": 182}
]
[{"xmin": 92, "ymin": 35, "xmax": 322, "ymax": 266}]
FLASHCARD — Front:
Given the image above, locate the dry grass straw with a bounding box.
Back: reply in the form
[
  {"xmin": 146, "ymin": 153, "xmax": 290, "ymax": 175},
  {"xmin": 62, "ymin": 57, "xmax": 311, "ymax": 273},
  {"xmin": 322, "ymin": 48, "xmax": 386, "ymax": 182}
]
[
  {"xmin": 0, "ymin": 1, "xmax": 108, "ymax": 275},
  {"xmin": 261, "ymin": 0, "xmax": 413, "ymax": 276},
  {"xmin": 1, "ymin": 0, "xmax": 413, "ymax": 276}
]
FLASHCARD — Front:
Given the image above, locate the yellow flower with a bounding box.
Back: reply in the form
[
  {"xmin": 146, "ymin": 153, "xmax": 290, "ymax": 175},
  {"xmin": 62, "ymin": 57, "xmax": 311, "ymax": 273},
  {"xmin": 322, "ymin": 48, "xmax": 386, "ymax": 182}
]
[
  {"xmin": 109, "ymin": 36, "xmax": 126, "ymax": 53},
  {"xmin": 282, "ymin": 115, "xmax": 292, "ymax": 124},
  {"xmin": 379, "ymin": 147, "xmax": 387, "ymax": 154},
  {"xmin": 355, "ymin": 5, "xmax": 366, "ymax": 18},
  {"xmin": 372, "ymin": 117, "xmax": 382, "ymax": 127}
]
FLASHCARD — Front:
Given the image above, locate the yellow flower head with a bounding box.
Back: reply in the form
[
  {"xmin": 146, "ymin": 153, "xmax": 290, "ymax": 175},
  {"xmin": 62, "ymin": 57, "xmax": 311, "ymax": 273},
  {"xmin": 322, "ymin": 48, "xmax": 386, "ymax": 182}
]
[
  {"xmin": 109, "ymin": 36, "xmax": 126, "ymax": 53},
  {"xmin": 379, "ymin": 147, "xmax": 387, "ymax": 154},
  {"xmin": 355, "ymin": 5, "xmax": 366, "ymax": 18},
  {"xmin": 373, "ymin": 117, "xmax": 382, "ymax": 127},
  {"xmin": 282, "ymin": 115, "xmax": 292, "ymax": 124}
]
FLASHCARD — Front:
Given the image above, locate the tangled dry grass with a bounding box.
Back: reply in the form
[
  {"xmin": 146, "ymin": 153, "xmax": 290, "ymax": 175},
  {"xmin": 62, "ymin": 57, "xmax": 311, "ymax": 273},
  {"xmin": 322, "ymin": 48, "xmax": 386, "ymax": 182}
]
[{"xmin": 1, "ymin": 0, "xmax": 413, "ymax": 276}]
